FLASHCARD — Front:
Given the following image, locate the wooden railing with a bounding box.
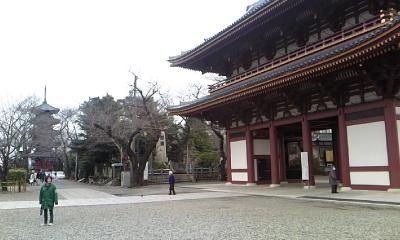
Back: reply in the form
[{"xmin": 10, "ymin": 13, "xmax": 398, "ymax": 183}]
[
  {"xmin": 148, "ymin": 168, "xmax": 220, "ymax": 184},
  {"xmin": 1, "ymin": 181, "xmax": 27, "ymax": 192},
  {"xmin": 208, "ymin": 14, "xmax": 390, "ymax": 92}
]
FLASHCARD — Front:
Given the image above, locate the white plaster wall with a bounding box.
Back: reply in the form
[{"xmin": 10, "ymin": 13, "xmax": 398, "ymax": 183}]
[
  {"xmin": 396, "ymin": 107, "xmax": 400, "ymax": 116},
  {"xmin": 230, "ymin": 140, "xmax": 248, "ymax": 169},
  {"xmin": 253, "ymin": 139, "xmax": 270, "ymax": 155},
  {"xmin": 350, "ymin": 171, "xmax": 390, "ymax": 186},
  {"xmin": 232, "ymin": 172, "xmax": 248, "ymax": 182},
  {"xmin": 347, "ymin": 121, "xmax": 388, "ymax": 167}
]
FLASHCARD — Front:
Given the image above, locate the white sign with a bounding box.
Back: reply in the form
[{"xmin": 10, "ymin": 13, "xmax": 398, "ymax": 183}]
[
  {"xmin": 143, "ymin": 162, "xmax": 149, "ymax": 181},
  {"xmin": 301, "ymin": 152, "xmax": 309, "ymax": 180}
]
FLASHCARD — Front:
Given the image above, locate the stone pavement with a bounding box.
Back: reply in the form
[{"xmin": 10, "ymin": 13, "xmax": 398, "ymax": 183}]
[
  {"xmin": 0, "ymin": 189, "xmax": 246, "ymax": 210},
  {"xmin": 2, "ymin": 180, "xmax": 400, "ymax": 209},
  {"xmin": 180, "ymin": 182, "xmax": 400, "ymax": 208}
]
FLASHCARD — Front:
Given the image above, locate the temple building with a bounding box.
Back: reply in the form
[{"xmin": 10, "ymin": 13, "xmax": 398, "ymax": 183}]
[
  {"xmin": 30, "ymin": 87, "xmax": 60, "ymax": 172},
  {"xmin": 168, "ymin": 0, "xmax": 400, "ymax": 191}
]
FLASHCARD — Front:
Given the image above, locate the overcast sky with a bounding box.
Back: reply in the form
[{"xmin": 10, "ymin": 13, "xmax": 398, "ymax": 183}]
[{"xmin": 0, "ymin": 0, "xmax": 255, "ymax": 108}]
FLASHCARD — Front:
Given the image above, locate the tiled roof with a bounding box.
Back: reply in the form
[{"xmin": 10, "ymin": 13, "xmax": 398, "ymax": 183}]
[
  {"xmin": 36, "ymin": 102, "xmax": 60, "ymax": 113},
  {"xmin": 168, "ymin": 16, "xmax": 400, "ymax": 113},
  {"xmin": 168, "ymin": 0, "xmax": 275, "ymax": 62}
]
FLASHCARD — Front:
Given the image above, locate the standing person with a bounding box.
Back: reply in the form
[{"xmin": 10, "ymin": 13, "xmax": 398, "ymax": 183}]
[
  {"xmin": 40, "ymin": 170, "xmax": 45, "ymax": 183},
  {"xmin": 168, "ymin": 171, "xmax": 176, "ymax": 195},
  {"xmin": 29, "ymin": 171, "xmax": 36, "ymax": 186},
  {"xmin": 39, "ymin": 175, "xmax": 58, "ymax": 226},
  {"xmin": 33, "ymin": 171, "xmax": 38, "ymax": 186},
  {"xmin": 329, "ymin": 166, "xmax": 338, "ymax": 194}
]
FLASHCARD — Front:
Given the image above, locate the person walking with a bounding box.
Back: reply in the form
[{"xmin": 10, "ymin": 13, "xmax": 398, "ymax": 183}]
[
  {"xmin": 329, "ymin": 166, "xmax": 338, "ymax": 194},
  {"xmin": 29, "ymin": 172, "xmax": 35, "ymax": 186},
  {"xmin": 39, "ymin": 175, "xmax": 58, "ymax": 226},
  {"xmin": 40, "ymin": 170, "xmax": 45, "ymax": 183},
  {"xmin": 33, "ymin": 171, "xmax": 38, "ymax": 186},
  {"xmin": 168, "ymin": 171, "xmax": 176, "ymax": 195}
]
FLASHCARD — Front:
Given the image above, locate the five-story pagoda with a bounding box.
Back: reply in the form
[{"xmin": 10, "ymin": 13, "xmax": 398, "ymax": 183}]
[{"xmin": 30, "ymin": 87, "xmax": 60, "ymax": 172}]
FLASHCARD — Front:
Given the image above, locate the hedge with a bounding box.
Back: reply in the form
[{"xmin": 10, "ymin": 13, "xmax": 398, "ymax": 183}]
[{"xmin": 6, "ymin": 168, "xmax": 27, "ymax": 182}]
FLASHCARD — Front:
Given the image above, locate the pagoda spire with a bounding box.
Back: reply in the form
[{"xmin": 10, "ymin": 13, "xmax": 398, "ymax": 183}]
[{"xmin": 44, "ymin": 86, "xmax": 47, "ymax": 104}]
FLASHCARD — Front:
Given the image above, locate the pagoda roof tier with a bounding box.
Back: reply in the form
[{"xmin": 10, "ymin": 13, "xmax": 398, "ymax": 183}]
[
  {"xmin": 35, "ymin": 102, "xmax": 60, "ymax": 114},
  {"xmin": 168, "ymin": 16, "xmax": 400, "ymax": 116}
]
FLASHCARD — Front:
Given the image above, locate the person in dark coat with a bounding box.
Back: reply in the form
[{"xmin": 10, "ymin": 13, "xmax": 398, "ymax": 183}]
[
  {"xmin": 329, "ymin": 166, "xmax": 338, "ymax": 193},
  {"xmin": 39, "ymin": 175, "xmax": 58, "ymax": 226},
  {"xmin": 168, "ymin": 171, "xmax": 176, "ymax": 195},
  {"xmin": 40, "ymin": 170, "xmax": 45, "ymax": 183}
]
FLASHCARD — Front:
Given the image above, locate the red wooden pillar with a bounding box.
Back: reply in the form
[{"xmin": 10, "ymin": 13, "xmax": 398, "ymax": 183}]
[
  {"xmin": 279, "ymin": 133, "xmax": 286, "ymax": 182},
  {"xmin": 269, "ymin": 123, "xmax": 280, "ymax": 186},
  {"xmin": 246, "ymin": 128, "xmax": 255, "ymax": 184},
  {"xmin": 384, "ymin": 99, "xmax": 400, "ymax": 189},
  {"xmin": 226, "ymin": 130, "xmax": 232, "ymax": 183},
  {"xmin": 301, "ymin": 116, "xmax": 315, "ymax": 186},
  {"xmin": 338, "ymin": 108, "xmax": 351, "ymax": 188}
]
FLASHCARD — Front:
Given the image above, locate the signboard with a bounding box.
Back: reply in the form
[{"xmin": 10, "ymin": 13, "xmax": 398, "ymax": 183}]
[
  {"xmin": 326, "ymin": 150, "xmax": 334, "ymax": 162},
  {"xmin": 301, "ymin": 152, "xmax": 309, "ymax": 180},
  {"xmin": 143, "ymin": 162, "xmax": 149, "ymax": 181}
]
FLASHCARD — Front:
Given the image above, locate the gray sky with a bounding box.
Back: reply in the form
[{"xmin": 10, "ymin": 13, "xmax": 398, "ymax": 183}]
[{"xmin": 0, "ymin": 0, "xmax": 254, "ymax": 108}]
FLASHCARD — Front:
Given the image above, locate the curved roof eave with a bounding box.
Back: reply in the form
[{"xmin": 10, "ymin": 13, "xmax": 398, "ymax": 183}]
[
  {"xmin": 168, "ymin": 16, "xmax": 400, "ymax": 115},
  {"xmin": 168, "ymin": 0, "xmax": 279, "ymax": 64}
]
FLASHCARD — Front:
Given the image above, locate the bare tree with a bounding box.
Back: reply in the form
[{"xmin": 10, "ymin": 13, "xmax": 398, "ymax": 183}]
[
  {"xmin": 57, "ymin": 108, "xmax": 80, "ymax": 178},
  {"xmin": 0, "ymin": 97, "xmax": 38, "ymax": 181},
  {"xmin": 177, "ymin": 82, "xmax": 227, "ymax": 180},
  {"xmin": 90, "ymin": 73, "xmax": 165, "ymax": 187}
]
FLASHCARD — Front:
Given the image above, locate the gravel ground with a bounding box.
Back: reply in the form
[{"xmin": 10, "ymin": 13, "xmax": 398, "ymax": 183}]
[{"xmin": 1, "ymin": 195, "xmax": 399, "ymax": 240}]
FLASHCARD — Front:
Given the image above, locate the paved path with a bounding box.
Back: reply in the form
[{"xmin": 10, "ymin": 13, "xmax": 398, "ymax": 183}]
[
  {"xmin": 0, "ymin": 191, "xmax": 246, "ymax": 210},
  {"xmin": 58, "ymin": 188, "xmax": 118, "ymax": 199},
  {"xmin": 181, "ymin": 183, "xmax": 400, "ymax": 208}
]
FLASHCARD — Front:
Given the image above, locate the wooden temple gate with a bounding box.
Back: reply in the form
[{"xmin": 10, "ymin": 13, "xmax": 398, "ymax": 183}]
[{"xmin": 169, "ymin": 0, "xmax": 400, "ymax": 190}]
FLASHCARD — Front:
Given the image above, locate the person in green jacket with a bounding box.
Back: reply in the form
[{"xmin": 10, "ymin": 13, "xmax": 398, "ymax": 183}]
[{"xmin": 39, "ymin": 175, "xmax": 58, "ymax": 226}]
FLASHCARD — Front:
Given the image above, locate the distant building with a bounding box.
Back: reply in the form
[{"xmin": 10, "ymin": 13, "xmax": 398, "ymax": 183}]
[{"xmin": 30, "ymin": 87, "xmax": 60, "ymax": 171}]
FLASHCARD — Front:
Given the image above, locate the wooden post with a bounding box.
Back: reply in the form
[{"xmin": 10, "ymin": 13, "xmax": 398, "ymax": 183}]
[
  {"xmin": 269, "ymin": 123, "xmax": 280, "ymax": 187},
  {"xmin": 384, "ymin": 99, "xmax": 400, "ymax": 189},
  {"xmin": 338, "ymin": 108, "xmax": 351, "ymax": 189},
  {"xmin": 302, "ymin": 116, "xmax": 315, "ymax": 186},
  {"xmin": 246, "ymin": 128, "xmax": 255, "ymax": 184}
]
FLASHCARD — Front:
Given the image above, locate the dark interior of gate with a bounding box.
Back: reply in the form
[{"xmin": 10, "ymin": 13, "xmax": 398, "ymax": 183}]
[{"xmin": 251, "ymin": 117, "xmax": 339, "ymax": 187}]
